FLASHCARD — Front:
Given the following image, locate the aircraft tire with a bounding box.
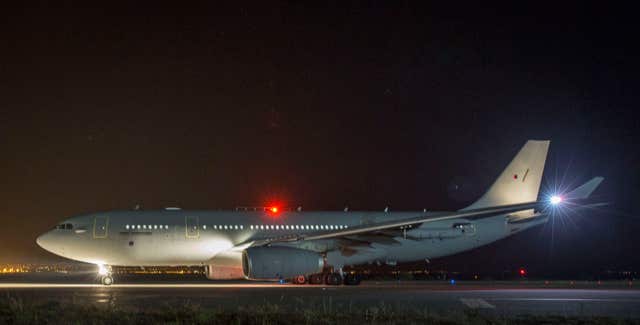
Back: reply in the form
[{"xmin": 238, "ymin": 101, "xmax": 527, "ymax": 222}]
[
  {"xmin": 101, "ymin": 275, "xmax": 113, "ymax": 286},
  {"xmin": 324, "ymin": 273, "xmax": 342, "ymax": 285},
  {"xmin": 293, "ymin": 275, "xmax": 307, "ymax": 284},
  {"xmin": 308, "ymin": 273, "xmax": 324, "ymax": 284}
]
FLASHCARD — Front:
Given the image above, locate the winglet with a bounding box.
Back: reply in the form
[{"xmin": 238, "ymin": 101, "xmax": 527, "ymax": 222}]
[{"xmin": 567, "ymin": 177, "xmax": 604, "ymax": 199}]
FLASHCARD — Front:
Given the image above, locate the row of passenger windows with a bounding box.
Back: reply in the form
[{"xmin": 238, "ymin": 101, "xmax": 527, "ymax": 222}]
[
  {"xmin": 124, "ymin": 224, "xmax": 349, "ymax": 231},
  {"xmin": 126, "ymin": 225, "xmax": 169, "ymax": 230},
  {"xmin": 249, "ymin": 224, "xmax": 348, "ymax": 230}
]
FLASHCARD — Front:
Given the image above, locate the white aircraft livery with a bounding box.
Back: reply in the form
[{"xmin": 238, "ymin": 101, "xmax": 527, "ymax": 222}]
[{"xmin": 37, "ymin": 140, "xmax": 604, "ymax": 285}]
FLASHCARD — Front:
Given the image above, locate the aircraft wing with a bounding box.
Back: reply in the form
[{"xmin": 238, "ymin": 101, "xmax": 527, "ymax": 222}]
[
  {"xmin": 250, "ymin": 200, "xmax": 541, "ymax": 246},
  {"xmin": 245, "ymin": 176, "xmax": 605, "ymax": 248}
]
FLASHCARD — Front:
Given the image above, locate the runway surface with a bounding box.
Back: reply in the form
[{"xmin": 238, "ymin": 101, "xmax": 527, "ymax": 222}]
[{"xmin": 1, "ymin": 281, "xmax": 639, "ymax": 317}]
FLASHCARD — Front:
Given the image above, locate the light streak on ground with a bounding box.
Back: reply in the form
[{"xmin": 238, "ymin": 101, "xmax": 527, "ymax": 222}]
[{"xmin": 0, "ymin": 283, "xmax": 309, "ymax": 289}]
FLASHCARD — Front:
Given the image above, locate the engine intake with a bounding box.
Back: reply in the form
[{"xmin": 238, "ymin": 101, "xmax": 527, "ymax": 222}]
[{"xmin": 242, "ymin": 246, "xmax": 324, "ymax": 280}]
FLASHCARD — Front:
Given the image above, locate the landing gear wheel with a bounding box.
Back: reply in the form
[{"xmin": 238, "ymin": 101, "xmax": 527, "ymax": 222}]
[
  {"xmin": 309, "ymin": 273, "xmax": 324, "ymax": 285},
  {"xmin": 344, "ymin": 274, "xmax": 361, "ymax": 286},
  {"xmin": 101, "ymin": 275, "xmax": 113, "ymax": 286},
  {"xmin": 293, "ymin": 275, "xmax": 307, "ymax": 285},
  {"xmin": 324, "ymin": 273, "xmax": 342, "ymax": 285}
]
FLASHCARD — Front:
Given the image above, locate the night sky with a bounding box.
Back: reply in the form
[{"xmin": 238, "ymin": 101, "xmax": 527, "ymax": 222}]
[{"xmin": 1, "ymin": 3, "xmax": 638, "ymax": 275}]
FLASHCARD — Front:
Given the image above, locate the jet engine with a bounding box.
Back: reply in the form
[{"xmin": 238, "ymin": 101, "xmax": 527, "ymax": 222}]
[{"xmin": 242, "ymin": 246, "xmax": 324, "ymax": 280}]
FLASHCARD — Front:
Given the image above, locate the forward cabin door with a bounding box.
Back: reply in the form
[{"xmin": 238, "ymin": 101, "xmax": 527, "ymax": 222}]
[
  {"xmin": 185, "ymin": 216, "xmax": 199, "ymax": 239},
  {"xmin": 93, "ymin": 216, "xmax": 109, "ymax": 238}
]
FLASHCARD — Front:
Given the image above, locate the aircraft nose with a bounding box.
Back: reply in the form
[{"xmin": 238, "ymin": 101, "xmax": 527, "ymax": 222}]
[{"xmin": 36, "ymin": 232, "xmax": 51, "ymax": 250}]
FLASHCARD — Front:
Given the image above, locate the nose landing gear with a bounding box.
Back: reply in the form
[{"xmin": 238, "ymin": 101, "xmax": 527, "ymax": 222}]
[
  {"xmin": 98, "ymin": 264, "xmax": 114, "ymax": 286},
  {"xmin": 101, "ymin": 275, "xmax": 114, "ymax": 286}
]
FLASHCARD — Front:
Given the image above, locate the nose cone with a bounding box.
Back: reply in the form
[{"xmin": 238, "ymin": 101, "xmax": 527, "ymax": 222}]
[
  {"xmin": 36, "ymin": 231, "xmax": 61, "ymax": 256},
  {"xmin": 36, "ymin": 232, "xmax": 50, "ymax": 250}
]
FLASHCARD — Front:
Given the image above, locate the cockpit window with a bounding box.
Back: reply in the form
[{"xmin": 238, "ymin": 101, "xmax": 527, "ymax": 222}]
[{"xmin": 56, "ymin": 223, "xmax": 74, "ymax": 230}]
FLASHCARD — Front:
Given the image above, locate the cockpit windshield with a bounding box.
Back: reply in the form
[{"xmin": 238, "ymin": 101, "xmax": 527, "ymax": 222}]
[{"xmin": 55, "ymin": 223, "xmax": 74, "ymax": 230}]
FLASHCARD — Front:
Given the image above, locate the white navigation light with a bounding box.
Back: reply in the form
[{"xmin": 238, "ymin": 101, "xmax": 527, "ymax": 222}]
[
  {"xmin": 550, "ymin": 195, "xmax": 563, "ymax": 205},
  {"xmin": 98, "ymin": 264, "xmax": 109, "ymax": 276}
]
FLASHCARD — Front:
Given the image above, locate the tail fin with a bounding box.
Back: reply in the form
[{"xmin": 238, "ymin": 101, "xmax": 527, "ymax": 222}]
[{"xmin": 461, "ymin": 140, "xmax": 550, "ymax": 211}]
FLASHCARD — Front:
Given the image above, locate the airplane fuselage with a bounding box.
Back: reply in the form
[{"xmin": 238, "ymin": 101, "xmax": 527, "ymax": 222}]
[{"xmin": 37, "ymin": 209, "xmax": 546, "ymax": 268}]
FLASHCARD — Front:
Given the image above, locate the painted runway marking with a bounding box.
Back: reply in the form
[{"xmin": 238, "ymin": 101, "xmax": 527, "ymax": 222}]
[{"xmin": 460, "ymin": 298, "xmax": 495, "ymax": 309}]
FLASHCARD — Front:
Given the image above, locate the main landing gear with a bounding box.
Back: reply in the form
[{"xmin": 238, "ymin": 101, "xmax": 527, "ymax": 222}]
[{"xmin": 292, "ymin": 272, "xmax": 361, "ymax": 286}]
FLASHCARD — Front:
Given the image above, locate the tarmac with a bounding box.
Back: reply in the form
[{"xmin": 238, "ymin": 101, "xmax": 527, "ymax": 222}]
[{"xmin": 0, "ymin": 278, "xmax": 638, "ymax": 317}]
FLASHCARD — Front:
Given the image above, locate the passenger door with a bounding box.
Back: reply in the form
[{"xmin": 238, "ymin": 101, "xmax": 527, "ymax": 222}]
[
  {"xmin": 93, "ymin": 216, "xmax": 109, "ymax": 238},
  {"xmin": 185, "ymin": 216, "xmax": 199, "ymax": 239}
]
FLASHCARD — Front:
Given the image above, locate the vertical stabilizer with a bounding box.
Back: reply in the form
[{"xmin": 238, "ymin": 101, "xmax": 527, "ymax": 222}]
[{"xmin": 461, "ymin": 140, "xmax": 550, "ymax": 211}]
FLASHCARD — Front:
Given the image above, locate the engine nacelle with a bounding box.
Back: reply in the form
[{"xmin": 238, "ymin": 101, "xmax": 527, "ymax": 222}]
[{"xmin": 242, "ymin": 246, "xmax": 324, "ymax": 280}]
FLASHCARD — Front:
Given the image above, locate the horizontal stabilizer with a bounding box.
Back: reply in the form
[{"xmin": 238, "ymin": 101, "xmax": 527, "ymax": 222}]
[{"xmin": 567, "ymin": 177, "xmax": 604, "ymax": 199}]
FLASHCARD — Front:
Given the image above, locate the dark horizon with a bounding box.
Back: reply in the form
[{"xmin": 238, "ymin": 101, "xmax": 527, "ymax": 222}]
[{"xmin": 1, "ymin": 3, "xmax": 638, "ymax": 275}]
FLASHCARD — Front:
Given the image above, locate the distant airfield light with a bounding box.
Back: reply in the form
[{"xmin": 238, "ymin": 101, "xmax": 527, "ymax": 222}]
[{"xmin": 549, "ymin": 195, "xmax": 563, "ymax": 205}]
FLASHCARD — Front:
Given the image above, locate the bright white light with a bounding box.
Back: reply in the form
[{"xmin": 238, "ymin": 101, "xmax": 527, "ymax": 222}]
[
  {"xmin": 98, "ymin": 264, "xmax": 108, "ymax": 276},
  {"xmin": 550, "ymin": 195, "xmax": 563, "ymax": 205}
]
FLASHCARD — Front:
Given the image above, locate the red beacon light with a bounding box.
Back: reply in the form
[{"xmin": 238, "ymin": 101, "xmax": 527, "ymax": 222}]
[{"xmin": 269, "ymin": 206, "xmax": 279, "ymax": 214}]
